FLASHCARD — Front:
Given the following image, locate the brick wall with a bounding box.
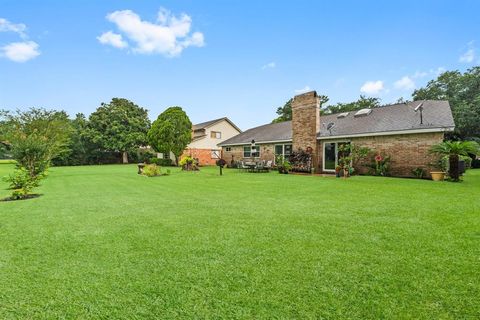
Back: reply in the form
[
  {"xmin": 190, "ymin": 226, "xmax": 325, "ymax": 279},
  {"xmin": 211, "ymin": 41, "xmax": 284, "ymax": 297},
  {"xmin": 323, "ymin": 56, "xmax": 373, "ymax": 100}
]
[
  {"xmin": 221, "ymin": 144, "xmax": 276, "ymax": 165},
  {"xmin": 292, "ymin": 91, "xmax": 321, "ymax": 169},
  {"xmin": 182, "ymin": 148, "xmax": 221, "ymax": 166},
  {"xmin": 316, "ymin": 132, "xmax": 444, "ymax": 177}
]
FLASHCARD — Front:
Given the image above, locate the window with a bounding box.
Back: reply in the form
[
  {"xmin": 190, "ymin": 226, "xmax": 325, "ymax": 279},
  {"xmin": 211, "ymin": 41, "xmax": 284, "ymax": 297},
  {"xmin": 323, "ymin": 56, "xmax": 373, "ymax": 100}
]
[
  {"xmin": 162, "ymin": 152, "xmax": 170, "ymax": 160},
  {"xmin": 243, "ymin": 146, "xmax": 260, "ymax": 158},
  {"xmin": 274, "ymin": 144, "xmax": 292, "ymax": 163},
  {"xmin": 211, "ymin": 150, "xmax": 220, "ymax": 159},
  {"xmin": 210, "ymin": 131, "xmax": 222, "ymax": 139},
  {"xmin": 243, "ymin": 146, "xmax": 251, "ymax": 158},
  {"xmin": 225, "ymin": 147, "xmax": 232, "ymax": 152}
]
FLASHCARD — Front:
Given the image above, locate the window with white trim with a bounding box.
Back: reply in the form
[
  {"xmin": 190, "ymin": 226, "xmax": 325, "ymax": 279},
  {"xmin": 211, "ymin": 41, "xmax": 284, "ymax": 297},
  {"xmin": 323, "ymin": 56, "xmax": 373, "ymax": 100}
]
[
  {"xmin": 225, "ymin": 147, "xmax": 232, "ymax": 152},
  {"xmin": 210, "ymin": 131, "xmax": 222, "ymax": 139},
  {"xmin": 243, "ymin": 146, "xmax": 260, "ymax": 158}
]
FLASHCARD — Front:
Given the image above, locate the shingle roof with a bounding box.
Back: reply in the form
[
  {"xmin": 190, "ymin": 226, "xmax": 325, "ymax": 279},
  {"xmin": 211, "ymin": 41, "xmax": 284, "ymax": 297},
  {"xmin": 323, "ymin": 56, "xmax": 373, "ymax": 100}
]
[
  {"xmin": 218, "ymin": 100, "xmax": 455, "ymax": 146},
  {"xmin": 192, "ymin": 117, "xmax": 242, "ymax": 133},
  {"xmin": 318, "ymin": 100, "xmax": 454, "ymax": 138},
  {"xmin": 218, "ymin": 121, "xmax": 292, "ymax": 146}
]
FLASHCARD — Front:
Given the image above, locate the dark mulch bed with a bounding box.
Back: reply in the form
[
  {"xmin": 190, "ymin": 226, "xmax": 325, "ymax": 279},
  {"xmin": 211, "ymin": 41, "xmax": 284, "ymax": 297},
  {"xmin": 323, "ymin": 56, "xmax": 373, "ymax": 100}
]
[{"xmin": 1, "ymin": 194, "xmax": 42, "ymax": 202}]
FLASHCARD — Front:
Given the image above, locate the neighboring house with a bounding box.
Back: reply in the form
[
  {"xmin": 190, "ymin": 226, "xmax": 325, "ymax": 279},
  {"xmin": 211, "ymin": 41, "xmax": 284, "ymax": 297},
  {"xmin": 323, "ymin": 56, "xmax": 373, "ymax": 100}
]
[
  {"xmin": 219, "ymin": 91, "xmax": 455, "ymax": 177},
  {"xmin": 184, "ymin": 117, "xmax": 242, "ymax": 165}
]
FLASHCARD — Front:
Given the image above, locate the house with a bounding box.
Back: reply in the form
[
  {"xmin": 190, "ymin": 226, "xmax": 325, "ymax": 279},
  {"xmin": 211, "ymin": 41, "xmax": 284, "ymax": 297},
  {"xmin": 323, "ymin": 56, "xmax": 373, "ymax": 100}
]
[
  {"xmin": 219, "ymin": 91, "xmax": 455, "ymax": 177},
  {"xmin": 183, "ymin": 117, "xmax": 242, "ymax": 165}
]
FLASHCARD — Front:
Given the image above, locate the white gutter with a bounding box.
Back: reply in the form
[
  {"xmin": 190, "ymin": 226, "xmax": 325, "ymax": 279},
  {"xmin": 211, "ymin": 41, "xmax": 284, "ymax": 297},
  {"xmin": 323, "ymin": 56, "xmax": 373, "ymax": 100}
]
[{"xmin": 317, "ymin": 127, "xmax": 454, "ymax": 140}]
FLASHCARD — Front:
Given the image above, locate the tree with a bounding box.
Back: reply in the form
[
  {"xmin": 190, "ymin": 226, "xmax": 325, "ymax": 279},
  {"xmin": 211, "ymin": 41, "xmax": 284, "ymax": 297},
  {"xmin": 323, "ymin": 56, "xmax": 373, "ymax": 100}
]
[
  {"xmin": 321, "ymin": 95, "xmax": 381, "ymax": 115},
  {"xmin": 87, "ymin": 98, "xmax": 150, "ymax": 163},
  {"xmin": 430, "ymin": 140, "xmax": 479, "ymax": 181},
  {"xmin": 413, "ymin": 67, "xmax": 480, "ymax": 140},
  {"xmin": 272, "ymin": 95, "xmax": 329, "ymax": 123},
  {"xmin": 148, "ymin": 106, "xmax": 192, "ymax": 165},
  {"xmin": 0, "ymin": 108, "xmax": 71, "ymax": 178}
]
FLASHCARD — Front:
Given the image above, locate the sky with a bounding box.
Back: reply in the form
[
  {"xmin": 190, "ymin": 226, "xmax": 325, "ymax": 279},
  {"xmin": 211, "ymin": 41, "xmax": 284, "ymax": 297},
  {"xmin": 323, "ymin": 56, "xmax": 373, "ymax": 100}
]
[{"xmin": 1, "ymin": 0, "xmax": 479, "ymax": 129}]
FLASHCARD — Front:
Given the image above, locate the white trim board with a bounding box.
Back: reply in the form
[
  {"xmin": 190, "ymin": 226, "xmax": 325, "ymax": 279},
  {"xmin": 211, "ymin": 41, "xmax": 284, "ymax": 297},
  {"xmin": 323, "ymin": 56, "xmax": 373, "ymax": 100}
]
[
  {"xmin": 317, "ymin": 127, "xmax": 454, "ymax": 140},
  {"xmin": 219, "ymin": 139, "xmax": 292, "ymax": 147}
]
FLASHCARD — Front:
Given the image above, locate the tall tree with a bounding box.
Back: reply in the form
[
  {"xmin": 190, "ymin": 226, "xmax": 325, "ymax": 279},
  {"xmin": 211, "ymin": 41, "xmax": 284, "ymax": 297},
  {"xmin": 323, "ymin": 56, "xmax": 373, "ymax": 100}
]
[
  {"xmin": 87, "ymin": 98, "xmax": 150, "ymax": 163},
  {"xmin": 321, "ymin": 95, "xmax": 381, "ymax": 115},
  {"xmin": 413, "ymin": 67, "xmax": 480, "ymax": 140},
  {"xmin": 272, "ymin": 95, "xmax": 329, "ymax": 123},
  {"xmin": 0, "ymin": 108, "xmax": 71, "ymax": 177},
  {"xmin": 148, "ymin": 106, "xmax": 192, "ymax": 165}
]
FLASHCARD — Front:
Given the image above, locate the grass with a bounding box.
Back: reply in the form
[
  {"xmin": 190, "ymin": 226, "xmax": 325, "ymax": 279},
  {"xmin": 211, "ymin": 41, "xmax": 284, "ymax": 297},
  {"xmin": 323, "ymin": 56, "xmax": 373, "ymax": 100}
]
[{"xmin": 0, "ymin": 164, "xmax": 479, "ymax": 319}]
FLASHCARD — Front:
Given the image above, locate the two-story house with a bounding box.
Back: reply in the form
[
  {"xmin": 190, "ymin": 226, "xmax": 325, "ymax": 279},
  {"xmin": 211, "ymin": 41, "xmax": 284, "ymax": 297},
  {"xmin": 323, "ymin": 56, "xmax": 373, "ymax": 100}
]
[{"xmin": 184, "ymin": 117, "xmax": 242, "ymax": 165}]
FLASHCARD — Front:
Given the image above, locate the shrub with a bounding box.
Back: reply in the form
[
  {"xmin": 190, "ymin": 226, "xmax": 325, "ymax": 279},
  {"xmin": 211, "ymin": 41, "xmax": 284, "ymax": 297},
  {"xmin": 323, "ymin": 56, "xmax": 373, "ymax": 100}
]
[
  {"xmin": 3, "ymin": 167, "xmax": 43, "ymax": 199},
  {"xmin": 288, "ymin": 149, "xmax": 312, "ymax": 172},
  {"xmin": 142, "ymin": 164, "xmax": 161, "ymax": 177},
  {"xmin": 412, "ymin": 167, "xmax": 425, "ymax": 179},
  {"xmin": 473, "ymin": 158, "xmax": 480, "ymax": 168},
  {"xmin": 460, "ymin": 155, "xmax": 472, "ymax": 169},
  {"xmin": 150, "ymin": 158, "xmax": 173, "ymax": 166},
  {"xmin": 179, "ymin": 156, "xmax": 198, "ymax": 171},
  {"xmin": 367, "ymin": 153, "xmax": 391, "ymax": 176}
]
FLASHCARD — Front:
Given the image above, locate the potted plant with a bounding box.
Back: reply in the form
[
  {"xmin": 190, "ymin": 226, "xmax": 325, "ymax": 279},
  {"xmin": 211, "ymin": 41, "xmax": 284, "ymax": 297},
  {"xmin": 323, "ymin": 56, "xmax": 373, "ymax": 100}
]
[
  {"xmin": 430, "ymin": 141, "xmax": 479, "ymax": 182},
  {"xmin": 335, "ymin": 165, "xmax": 342, "ymax": 178}
]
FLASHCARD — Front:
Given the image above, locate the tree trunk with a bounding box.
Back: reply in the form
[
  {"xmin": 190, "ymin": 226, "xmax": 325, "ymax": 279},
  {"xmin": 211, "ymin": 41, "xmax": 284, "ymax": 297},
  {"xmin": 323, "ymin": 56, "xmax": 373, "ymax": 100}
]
[
  {"xmin": 174, "ymin": 154, "xmax": 179, "ymax": 167},
  {"xmin": 449, "ymin": 154, "xmax": 459, "ymax": 181},
  {"xmin": 122, "ymin": 151, "xmax": 129, "ymax": 164}
]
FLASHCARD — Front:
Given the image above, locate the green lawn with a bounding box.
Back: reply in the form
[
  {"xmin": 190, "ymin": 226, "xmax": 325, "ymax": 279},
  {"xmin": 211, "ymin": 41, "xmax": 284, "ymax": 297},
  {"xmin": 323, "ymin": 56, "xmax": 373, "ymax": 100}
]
[{"xmin": 0, "ymin": 164, "xmax": 479, "ymax": 319}]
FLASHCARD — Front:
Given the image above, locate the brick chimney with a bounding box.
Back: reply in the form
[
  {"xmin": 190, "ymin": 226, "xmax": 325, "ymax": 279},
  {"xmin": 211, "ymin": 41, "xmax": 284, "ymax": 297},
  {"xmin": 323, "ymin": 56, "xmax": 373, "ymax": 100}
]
[{"xmin": 292, "ymin": 91, "xmax": 320, "ymax": 170}]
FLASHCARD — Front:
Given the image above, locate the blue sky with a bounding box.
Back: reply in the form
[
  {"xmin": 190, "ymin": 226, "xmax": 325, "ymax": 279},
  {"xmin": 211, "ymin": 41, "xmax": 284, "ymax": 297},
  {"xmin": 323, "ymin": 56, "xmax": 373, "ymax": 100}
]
[{"xmin": 1, "ymin": 0, "xmax": 479, "ymax": 129}]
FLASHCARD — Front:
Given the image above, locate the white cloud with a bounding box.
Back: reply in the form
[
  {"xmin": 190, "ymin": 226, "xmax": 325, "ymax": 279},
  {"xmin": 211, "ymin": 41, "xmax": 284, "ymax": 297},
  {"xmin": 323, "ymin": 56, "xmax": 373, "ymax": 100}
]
[
  {"xmin": 459, "ymin": 49, "xmax": 475, "ymax": 63},
  {"xmin": 459, "ymin": 41, "xmax": 475, "ymax": 63},
  {"xmin": 412, "ymin": 71, "xmax": 428, "ymax": 79},
  {"xmin": 0, "ymin": 18, "xmax": 27, "ymax": 38},
  {"xmin": 100, "ymin": 8, "xmax": 205, "ymax": 57},
  {"xmin": 1, "ymin": 41, "xmax": 40, "ymax": 62},
  {"xmin": 360, "ymin": 80, "xmax": 384, "ymax": 95},
  {"xmin": 261, "ymin": 62, "xmax": 275, "ymax": 69},
  {"xmin": 97, "ymin": 31, "xmax": 128, "ymax": 48},
  {"xmin": 394, "ymin": 76, "xmax": 415, "ymax": 91},
  {"xmin": 295, "ymin": 85, "xmax": 311, "ymax": 94}
]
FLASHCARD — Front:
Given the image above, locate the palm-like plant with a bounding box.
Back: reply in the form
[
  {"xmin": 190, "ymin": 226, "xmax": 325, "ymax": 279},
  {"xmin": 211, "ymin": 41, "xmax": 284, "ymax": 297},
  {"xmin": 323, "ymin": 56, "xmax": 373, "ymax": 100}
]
[{"xmin": 430, "ymin": 141, "xmax": 480, "ymax": 181}]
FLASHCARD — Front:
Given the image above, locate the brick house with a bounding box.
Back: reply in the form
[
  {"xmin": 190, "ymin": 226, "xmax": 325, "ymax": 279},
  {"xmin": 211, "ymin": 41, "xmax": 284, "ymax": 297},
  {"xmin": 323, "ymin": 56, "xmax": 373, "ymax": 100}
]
[
  {"xmin": 183, "ymin": 117, "xmax": 242, "ymax": 165},
  {"xmin": 219, "ymin": 91, "xmax": 455, "ymax": 177}
]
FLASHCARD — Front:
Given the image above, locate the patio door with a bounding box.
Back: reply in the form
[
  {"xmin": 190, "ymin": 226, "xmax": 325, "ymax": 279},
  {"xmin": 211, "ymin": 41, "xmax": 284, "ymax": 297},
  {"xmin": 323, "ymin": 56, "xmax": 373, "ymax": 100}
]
[
  {"xmin": 324, "ymin": 142, "xmax": 336, "ymax": 171},
  {"xmin": 323, "ymin": 141, "xmax": 350, "ymax": 172}
]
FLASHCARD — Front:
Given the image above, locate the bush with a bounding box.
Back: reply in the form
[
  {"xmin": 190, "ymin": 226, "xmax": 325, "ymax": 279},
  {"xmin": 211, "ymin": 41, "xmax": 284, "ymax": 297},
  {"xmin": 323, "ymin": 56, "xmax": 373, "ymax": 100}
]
[
  {"xmin": 137, "ymin": 150, "xmax": 157, "ymax": 164},
  {"xmin": 367, "ymin": 154, "xmax": 391, "ymax": 176},
  {"xmin": 150, "ymin": 158, "xmax": 173, "ymax": 166},
  {"xmin": 412, "ymin": 167, "xmax": 425, "ymax": 179},
  {"xmin": 3, "ymin": 167, "xmax": 43, "ymax": 199},
  {"xmin": 142, "ymin": 164, "xmax": 161, "ymax": 177},
  {"xmin": 179, "ymin": 156, "xmax": 198, "ymax": 171},
  {"xmin": 472, "ymin": 158, "xmax": 480, "ymax": 168},
  {"xmin": 460, "ymin": 155, "xmax": 472, "ymax": 169}
]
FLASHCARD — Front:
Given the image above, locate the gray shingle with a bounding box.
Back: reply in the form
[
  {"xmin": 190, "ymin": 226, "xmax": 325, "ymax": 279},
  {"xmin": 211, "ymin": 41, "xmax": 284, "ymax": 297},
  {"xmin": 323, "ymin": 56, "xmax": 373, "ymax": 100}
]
[
  {"xmin": 318, "ymin": 100, "xmax": 455, "ymax": 138},
  {"xmin": 219, "ymin": 121, "xmax": 292, "ymax": 146},
  {"xmin": 219, "ymin": 100, "xmax": 455, "ymax": 146}
]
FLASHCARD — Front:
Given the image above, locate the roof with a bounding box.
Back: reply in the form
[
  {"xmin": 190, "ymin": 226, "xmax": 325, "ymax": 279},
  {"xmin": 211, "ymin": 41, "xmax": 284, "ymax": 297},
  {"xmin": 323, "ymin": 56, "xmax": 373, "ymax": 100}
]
[
  {"xmin": 318, "ymin": 100, "xmax": 455, "ymax": 138},
  {"xmin": 192, "ymin": 117, "xmax": 242, "ymax": 133},
  {"xmin": 218, "ymin": 121, "xmax": 292, "ymax": 146},
  {"xmin": 219, "ymin": 100, "xmax": 455, "ymax": 146}
]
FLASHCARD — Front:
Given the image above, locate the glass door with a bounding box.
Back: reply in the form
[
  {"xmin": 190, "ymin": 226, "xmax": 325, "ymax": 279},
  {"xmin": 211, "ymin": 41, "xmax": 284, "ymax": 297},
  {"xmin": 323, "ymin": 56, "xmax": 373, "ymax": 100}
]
[{"xmin": 324, "ymin": 142, "xmax": 336, "ymax": 171}]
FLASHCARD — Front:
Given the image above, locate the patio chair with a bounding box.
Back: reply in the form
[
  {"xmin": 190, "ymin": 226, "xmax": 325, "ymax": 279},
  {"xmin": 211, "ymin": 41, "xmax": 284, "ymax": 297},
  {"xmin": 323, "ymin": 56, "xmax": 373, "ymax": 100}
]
[{"xmin": 265, "ymin": 160, "xmax": 273, "ymax": 172}]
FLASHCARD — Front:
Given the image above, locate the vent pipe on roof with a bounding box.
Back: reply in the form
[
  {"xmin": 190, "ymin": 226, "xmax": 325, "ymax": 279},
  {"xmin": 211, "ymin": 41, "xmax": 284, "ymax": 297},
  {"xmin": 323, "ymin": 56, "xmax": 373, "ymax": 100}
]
[{"xmin": 414, "ymin": 101, "xmax": 425, "ymax": 125}]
